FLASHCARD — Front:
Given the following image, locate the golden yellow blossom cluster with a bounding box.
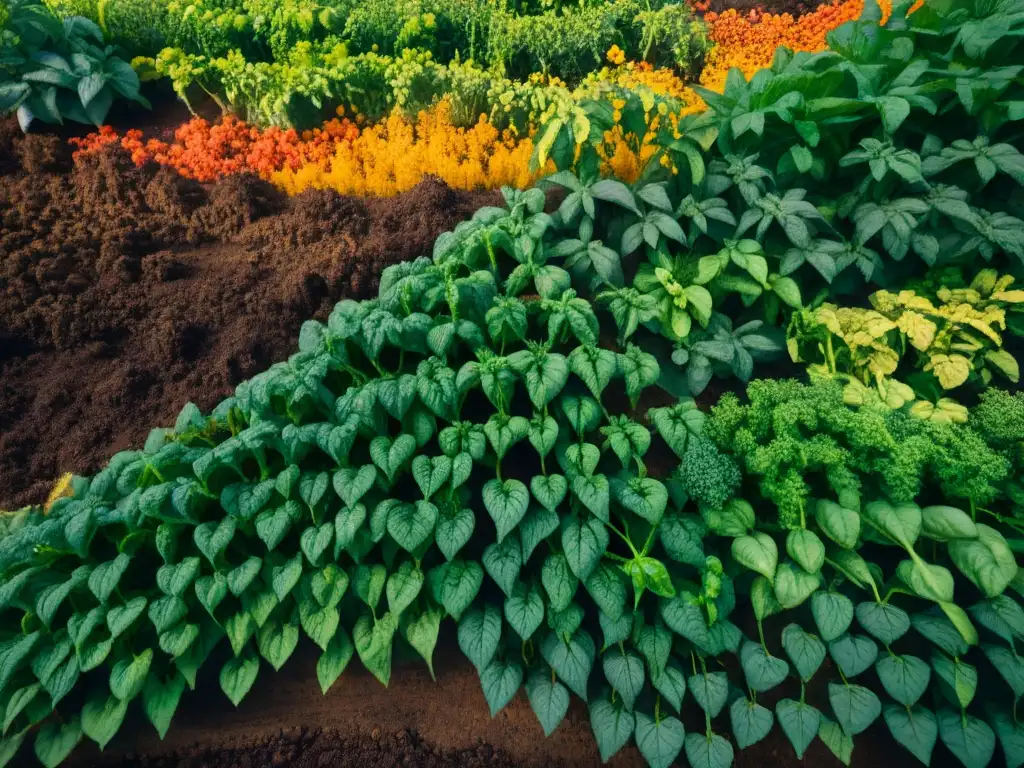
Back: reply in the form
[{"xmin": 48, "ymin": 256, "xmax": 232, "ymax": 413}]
[{"xmin": 272, "ymin": 100, "xmax": 539, "ymax": 197}]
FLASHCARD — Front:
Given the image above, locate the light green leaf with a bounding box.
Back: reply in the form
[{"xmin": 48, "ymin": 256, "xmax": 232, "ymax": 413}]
[
  {"xmin": 590, "ymin": 694, "xmax": 635, "ymax": 762},
  {"xmin": 828, "ymin": 682, "xmax": 880, "ymax": 735},
  {"xmin": 856, "ymin": 601, "xmax": 910, "ymax": 645},
  {"xmin": 731, "ymin": 533, "xmax": 778, "ymax": 581}
]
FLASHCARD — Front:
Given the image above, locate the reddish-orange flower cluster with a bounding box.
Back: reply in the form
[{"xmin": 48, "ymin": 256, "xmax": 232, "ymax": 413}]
[{"xmin": 70, "ymin": 116, "xmax": 360, "ymax": 182}]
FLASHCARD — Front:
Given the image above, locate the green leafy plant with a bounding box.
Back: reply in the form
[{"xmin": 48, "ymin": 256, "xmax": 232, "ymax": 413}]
[{"xmin": 0, "ymin": 0, "xmax": 149, "ymax": 129}]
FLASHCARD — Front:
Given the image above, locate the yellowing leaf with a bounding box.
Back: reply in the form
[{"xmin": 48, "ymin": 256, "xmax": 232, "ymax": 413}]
[
  {"xmin": 536, "ymin": 119, "xmax": 564, "ymax": 168},
  {"xmin": 882, "ymin": 380, "xmax": 915, "ymax": 409},
  {"xmin": 571, "ymin": 110, "xmax": 591, "ymax": 147},
  {"xmin": 45, "ymin": 473, "xmax": 75, "ymax": 513},
  {"xmin": 970, "ymin": 269, "xmax": 999, "ymax": 295},
  {"xmin": 926, "ymin": 354, "xmax": 972, "ymax": 389},
  {"xmin": 865, "ymin": 344, "xmax": 899, "ymax": 379},
  {"xmin": 991, "ymin": 290, "xmax": 1024, "ymax": 303},
  {"xmin": 896, "ymin": 311, "xmax": 937, "ymax": 351}
]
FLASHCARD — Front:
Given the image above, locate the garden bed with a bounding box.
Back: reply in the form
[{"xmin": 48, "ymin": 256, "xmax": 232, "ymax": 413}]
[{"xmin": 0, "ymin": 117, "xmax": 498, "ymax": 509}]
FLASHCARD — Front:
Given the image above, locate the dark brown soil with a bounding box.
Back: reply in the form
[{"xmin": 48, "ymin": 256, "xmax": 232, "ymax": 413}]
[{"xmin": 0, "ymin": 118, "xmax": 499, "ymax": 508}]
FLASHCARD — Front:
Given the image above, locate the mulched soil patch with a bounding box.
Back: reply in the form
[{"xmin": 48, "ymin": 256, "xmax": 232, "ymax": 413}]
[{"xmin": 0, "ymin": 116, "xmax": 498, "ymax": 509}]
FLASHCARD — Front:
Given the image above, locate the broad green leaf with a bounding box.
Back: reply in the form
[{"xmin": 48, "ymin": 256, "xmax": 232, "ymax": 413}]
[
  {"xmin": 271, "ymin": 553, "xmax": 304, "ymax": 602},
  {"xmin": 921, "ymin": 505, "xmax": 978, "ymax": 542},
  {"xmin": 856, "ymin": 602, "xmax": 910, "ymax": 645},
  {"xmin": 387, "ymin": 500, "xmax": 438, "ymax": 553},
  {"xmin": 541, "ymin": 629, "xmax": 595, "ymax": 700},
  {"xmin": 585, "ymin": 564, "xmax": 627, "ymax": 622},
  {"xmin": 776, "ymin": 699, "xmax": 820, "ymax": 759},
  {"xmin": 818, "ymin": 716, "xmax": 854, "ymax": 766},
  {"xmin": 81, "ymin": 691, "xmax": 128, "ymax": 749},
  {"xmin": 652, "ymin": 659, "xmax": 687, "ymax": 712},
  {"xmin": 404, "ymin": 604, "xmax": 443, "ymax": 679},
  {"xmin": 89, "ymin": 554, "xmax": 131, "ymax": 604},
  {"xmin": 811, "ymin": 593, "xmax": 851, "ymax": 638},
  {"xmin": 602, "ymin": 647, "xmax": 645, "ymax": 711},
  {"xmin": 912, "ymin": 610, "xmax": 970, "ymax": 657},
  {"xmin": 740, "ymin": 641, "xmax": 789, "ymax": 692},
  {"xmin": 483, "ymin": 479, "xmax": 530, "ymax": 543},
  {"xmin": 730, "ymin": 697, "xmax": 774, "ymax": 749},
  {"xmin": 883, "ymin": 705, "xmax": 937, "ymax": 767},
  {"xmin": 480, "ymin": 657, "xmax": 523, "ymax": 716},
  {"xmin": 110, "ymin": 649, "xmax": 153, "ymax": 701},
  {"xmin": 107, "ymin": 596, "xmax": 148, "ymax": 638},
  {"xmin": 194, "ymin": 517, "xmax": 236, "ymax": 566},
  {"xmin": 411, "ymin": 455, "xmax": 451, "ymax": 500},
  {"xmin": 590, "ymin": 694, "xmax": 635, "ymax": 762},
  {"xmin": 660, "ymin": 512, "xmax": 707, "ymax": 567},
  {"xmin": 983, "ymin": 644, "xmax": 1024, "ymax": 697},
  {"xmin": 316, "ymin": 630, "xmax": 353, "ymax": 694},
  {"xmin": 571, "ymin": 474, "xmax": 610, "ymax": 522},
  {"xmin": 519, "ymin": 506, "xmax": 559, "ymax": 561},
  {"xmin": 685, "ymin": 732, "xmax": 734, "ymax": 768},
  {"xmin": 634, "ymin": 710, "xmax": 685, "ymax": 768},
  {"xmin": 219, "ymin": 649, "xmax": 260, "ymax": 706},
  {"xmin": 731, "ymin": 533, "xmax": 778, "ymax": 581},
  {"xmin": 786, "ymin": 530, "xmax": 825, "ymax": 573},
  {"xmin": 34, "ymin": 717, "xmax": 82, "ymax": 768},
  {"xmin": 932, "ymin": 652, "xmax": 977, "ymax": 709},
  {"xmin": 505, "ymin": 582, "xmax": 544, "ymax": 641},
  {"xmin": 142, "ymin": 672, "xmax": 185, "ymax": 739},
  {"xmin": 828, "ymin": 683, "xmax": 880, "ymax": 735},
  {"xmin": 257, "ymin": 612, "xmax": 300, "ymax": 671},
  {"xmin": 876, "ymin": 654, "xmax": 931, "ymax": 707},
  {"xmin": 774, "ymin": 562, "xmax": 821, "ymax": 609},
  {"xmin": 482, "ymin": 532, "xmax": 523, "ymax": 597},
  {"xmin": 531, "ymin": 474, "xmax": 568, "ymax": 513},
  {"xmin": 781, "ymin": 623, "xmax": 825, "ymax": 682},
  {"xmin": 526, "ymin": 666, "xmax": 569, "ymax": 737},
  {"xmin": 829, "ymin": 634, "xmax": 878, "ymax": 678},
  {"xmin": 862, "ymin": 500, "xmax": 921, "ymax": 549},
  {"xmin": 459, "ymin": 605, "xmax": 503, "ymax": 673},
  {"xmin": 386, "ymin": 561, "xmax": 424, "ymax": 618},
  {"xmin": 428, "ymin": 559, "xmax": 483, "ymax": 620},
  {"xmin": 354, "ymin": 612, "xmax": 397, "ymax": 686},
  {"xmin": 949, "ymin": 524, "xmax": 1018, "ymax": 598},
  {"xmin": 938, "ymin": 709, "xmax": 995, "ymax": 768},
  {"xmin": 813, "ymin": 500, "xmax": 860, "ymax": 549},
  {"xmin": 543, "ymin": 552, "xmax": 578, "ymax": 613},
  {"xmin": 660, "ymin": 592, "xmax": 711, "ymax": 652},
  {"xmin": 561, "ymin": 514, "xmax": 609, "ymax": 581},
  {"xmin": 688, "ymin": 671, "xmax": 729, "ymax": 718},
  {"xmin": 435, "ymin": 504, "xmax": 475, "ymax": 561}
]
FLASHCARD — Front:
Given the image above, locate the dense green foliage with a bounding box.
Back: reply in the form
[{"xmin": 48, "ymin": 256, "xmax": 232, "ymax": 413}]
[
  {"xmin": 38, "ymin": 0, "xmax": 706, "ymax": 128},
  {"xmin": 0, "ymin": 0, "xmax": 148, "ymax": 128},
  {"xmin": 532, "ymin": 0, "xmax": 1024, "ymax": 402}
]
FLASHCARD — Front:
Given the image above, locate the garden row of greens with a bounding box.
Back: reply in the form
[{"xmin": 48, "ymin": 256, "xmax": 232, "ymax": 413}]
[
  {"xmin": 1, "ymin": 0, "xmax": 707, "ymax": 129},
  {"xmin": 3, "ymin": 1, "xmax": 1024, "ymax": 768}
]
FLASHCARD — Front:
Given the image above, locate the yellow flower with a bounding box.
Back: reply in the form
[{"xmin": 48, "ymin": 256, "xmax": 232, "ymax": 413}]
[{"xmin": 606, "ymin": 45, "xmax": 625, "ymax": 65}]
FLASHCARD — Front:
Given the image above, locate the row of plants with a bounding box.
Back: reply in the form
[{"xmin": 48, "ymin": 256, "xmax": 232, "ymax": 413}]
[{"xmin": 42, "ymin": 0, "xmax": 708, "ymax": 82}]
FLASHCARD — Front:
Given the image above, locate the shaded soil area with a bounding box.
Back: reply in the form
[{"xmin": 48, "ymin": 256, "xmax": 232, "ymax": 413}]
[{"xmin": 0, "ymin": 117, "xmax": 499, "ymax": 508}]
